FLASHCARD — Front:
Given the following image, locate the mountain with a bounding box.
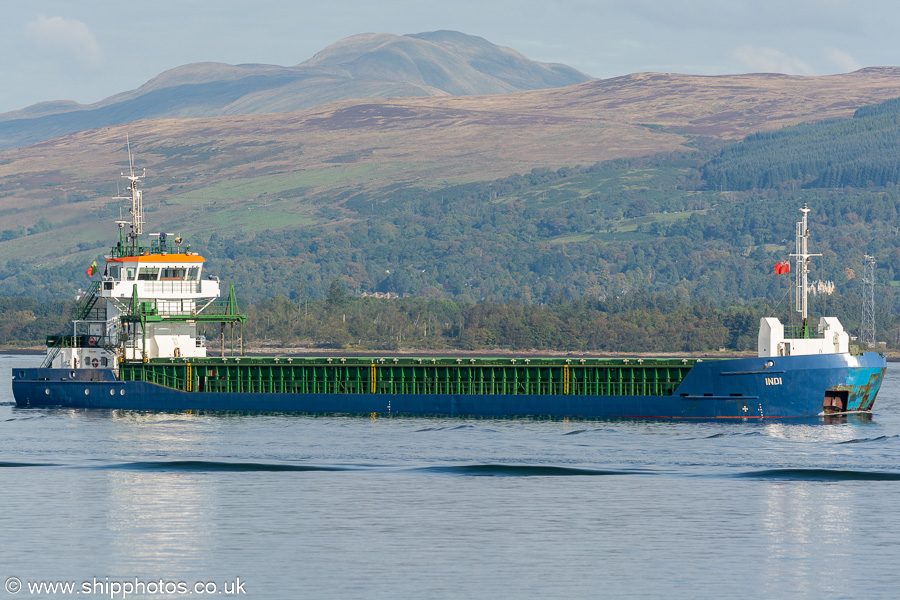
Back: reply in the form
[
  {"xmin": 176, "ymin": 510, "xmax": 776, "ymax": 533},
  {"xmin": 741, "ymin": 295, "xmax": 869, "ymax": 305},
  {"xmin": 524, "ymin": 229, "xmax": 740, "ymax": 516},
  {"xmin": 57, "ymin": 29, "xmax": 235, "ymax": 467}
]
[
  {"xmin": 303, "ymin": 31, "xmax": 587, "ymax": 94},
  {"xmin": 0, "ymin": 30, "xmax": 590, "ymax": 150}
]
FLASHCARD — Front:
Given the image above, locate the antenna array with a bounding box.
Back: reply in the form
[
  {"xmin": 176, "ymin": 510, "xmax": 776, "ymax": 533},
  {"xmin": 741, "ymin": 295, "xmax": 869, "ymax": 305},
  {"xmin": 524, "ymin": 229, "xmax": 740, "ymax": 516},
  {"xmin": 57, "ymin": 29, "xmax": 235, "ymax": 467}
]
[{"xmin": 113, "ymin": 134, "xmax": 146, "ymax": 243}]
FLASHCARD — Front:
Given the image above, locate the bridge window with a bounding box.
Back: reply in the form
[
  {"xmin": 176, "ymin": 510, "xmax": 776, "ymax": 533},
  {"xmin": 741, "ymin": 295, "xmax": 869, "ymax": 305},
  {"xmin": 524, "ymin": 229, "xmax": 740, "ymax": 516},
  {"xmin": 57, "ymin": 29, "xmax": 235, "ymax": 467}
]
[
  {"xmin": 108, "ymin": 265, "xmax": 120, "ymax": 280},
  {"xmin": 138, "ymin": 267, "xmax": 159, "ymax": 280},
  {"xmin": 188, "ymin": 267, "xmax": 199, "ymax": 280},
  {"xmin": 125, "ymin": 267, "xmax": 136, "ymax": 280},
  {"xmin": 160, "ymin": 267, "xmax": 187, "ymax": 280}
]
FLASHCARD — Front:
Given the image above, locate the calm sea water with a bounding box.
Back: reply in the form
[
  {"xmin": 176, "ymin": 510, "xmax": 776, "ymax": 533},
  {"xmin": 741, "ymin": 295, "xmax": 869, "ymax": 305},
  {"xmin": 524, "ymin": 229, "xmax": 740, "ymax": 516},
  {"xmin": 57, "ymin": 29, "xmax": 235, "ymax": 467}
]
[{"xmin": 2, "ymin": 353, "xmax": 900, "ymax": 600}]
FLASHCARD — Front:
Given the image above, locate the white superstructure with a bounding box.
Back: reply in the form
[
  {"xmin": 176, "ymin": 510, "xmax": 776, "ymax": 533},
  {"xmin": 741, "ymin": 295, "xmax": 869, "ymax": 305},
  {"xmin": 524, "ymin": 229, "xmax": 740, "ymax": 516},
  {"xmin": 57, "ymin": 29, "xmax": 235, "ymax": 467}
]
[{"xmin": 46, "ymin": 158, "xmax": 237, "ymax": 370}]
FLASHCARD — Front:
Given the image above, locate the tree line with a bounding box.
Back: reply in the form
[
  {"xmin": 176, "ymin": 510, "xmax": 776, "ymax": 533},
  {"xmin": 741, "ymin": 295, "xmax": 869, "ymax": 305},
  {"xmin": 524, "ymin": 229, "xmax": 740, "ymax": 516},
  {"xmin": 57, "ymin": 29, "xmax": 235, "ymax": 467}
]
[{"xmin": 2, "ymin": 287, "xmax": 893, "ymax": 353}]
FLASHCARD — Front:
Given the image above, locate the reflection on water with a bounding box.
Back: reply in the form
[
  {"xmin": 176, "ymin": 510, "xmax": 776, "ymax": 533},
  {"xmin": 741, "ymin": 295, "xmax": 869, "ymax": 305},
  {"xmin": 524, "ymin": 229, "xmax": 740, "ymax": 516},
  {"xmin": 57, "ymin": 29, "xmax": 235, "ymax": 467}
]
[
  {"xmin": 762, "ymin": 413, "xmax": 876, "ymax": 444},
  {"xmin": 106, "ymin": 470, "xmax": 215, "ymax": 573},
  {"xmin": 822, "ymin": 412, "xmax": 873, "ymax": 425},
  {"xmin": 760, "ymin": 482, "xmax": 854, "ymax": 596}
]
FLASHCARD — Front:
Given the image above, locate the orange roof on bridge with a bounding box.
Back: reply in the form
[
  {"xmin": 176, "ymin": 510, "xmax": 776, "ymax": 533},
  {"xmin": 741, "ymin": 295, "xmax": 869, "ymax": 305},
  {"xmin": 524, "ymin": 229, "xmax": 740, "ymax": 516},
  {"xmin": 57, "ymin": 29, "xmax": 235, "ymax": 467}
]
[{"xmin": 106, "ymin": 253, "xmax": 205, "ymax": 263}]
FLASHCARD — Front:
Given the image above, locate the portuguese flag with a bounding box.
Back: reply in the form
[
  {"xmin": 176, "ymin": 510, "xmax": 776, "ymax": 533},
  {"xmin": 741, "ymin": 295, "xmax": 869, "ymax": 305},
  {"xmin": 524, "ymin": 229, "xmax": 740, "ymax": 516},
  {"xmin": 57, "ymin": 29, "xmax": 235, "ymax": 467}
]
[{"xmin": 86, "ymin": 261, "xmax": 97, "ymax": 278}]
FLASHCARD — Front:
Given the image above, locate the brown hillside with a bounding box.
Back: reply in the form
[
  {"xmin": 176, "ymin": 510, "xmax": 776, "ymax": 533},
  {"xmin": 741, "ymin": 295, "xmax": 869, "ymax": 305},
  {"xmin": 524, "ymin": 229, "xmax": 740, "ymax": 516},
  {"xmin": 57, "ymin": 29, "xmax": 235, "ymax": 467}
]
[{"xmin": 2, "ymin": 69, "xmax": 900, "ymax": 266}]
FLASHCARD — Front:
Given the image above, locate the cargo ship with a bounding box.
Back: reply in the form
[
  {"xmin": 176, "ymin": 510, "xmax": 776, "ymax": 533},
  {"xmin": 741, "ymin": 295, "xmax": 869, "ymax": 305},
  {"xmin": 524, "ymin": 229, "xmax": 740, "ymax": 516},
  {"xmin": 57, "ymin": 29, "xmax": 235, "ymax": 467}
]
[{"xmin": 11, "ymin": 164, "xmax": 886, "ymax": 419}]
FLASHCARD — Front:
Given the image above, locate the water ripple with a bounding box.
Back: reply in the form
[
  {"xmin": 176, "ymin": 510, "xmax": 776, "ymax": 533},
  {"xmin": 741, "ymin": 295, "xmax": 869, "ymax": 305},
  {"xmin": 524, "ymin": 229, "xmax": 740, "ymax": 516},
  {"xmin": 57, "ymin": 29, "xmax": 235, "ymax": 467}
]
[
  {"xmin": 837, "ymin": 435, "xmax": 898, "ymax": 444},
  {"xmin": 736, "ymin": 468, "xmax": 900, "ymax": 481},
  {"xmin": 562, "ymin": 429, "xmax": 588, "ymax": 435},
  {"xmin": 104, "ymin": 460, "xmax": 348, "ymax": 472},
  {"xmin": 417, "ymin": 464, "xmax": 640, "ymax": 477}
]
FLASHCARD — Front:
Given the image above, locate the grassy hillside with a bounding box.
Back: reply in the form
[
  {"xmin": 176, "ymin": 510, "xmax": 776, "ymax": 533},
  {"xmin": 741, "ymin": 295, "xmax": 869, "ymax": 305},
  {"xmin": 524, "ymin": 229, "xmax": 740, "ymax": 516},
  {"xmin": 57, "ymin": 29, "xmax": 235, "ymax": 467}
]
[{"xmin": 4, "ymin": 68, "xmax": 900, "ymax": 250}]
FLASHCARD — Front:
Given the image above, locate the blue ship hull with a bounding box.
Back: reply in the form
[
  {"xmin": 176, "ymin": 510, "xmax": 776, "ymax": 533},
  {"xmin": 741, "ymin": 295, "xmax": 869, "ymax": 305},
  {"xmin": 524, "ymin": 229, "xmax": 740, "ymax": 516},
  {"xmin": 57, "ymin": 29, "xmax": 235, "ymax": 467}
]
[{"xmin": 11, "ymin": 352, "xmax": 886, "ymax": 420}]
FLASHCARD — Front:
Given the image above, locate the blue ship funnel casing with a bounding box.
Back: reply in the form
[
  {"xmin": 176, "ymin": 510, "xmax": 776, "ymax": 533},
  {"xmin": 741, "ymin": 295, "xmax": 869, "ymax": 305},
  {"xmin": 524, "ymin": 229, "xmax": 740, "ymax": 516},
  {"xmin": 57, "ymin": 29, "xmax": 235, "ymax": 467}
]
[{"xmin": 11, "ymin": 351, "xmax": 887, "ymax": 420}]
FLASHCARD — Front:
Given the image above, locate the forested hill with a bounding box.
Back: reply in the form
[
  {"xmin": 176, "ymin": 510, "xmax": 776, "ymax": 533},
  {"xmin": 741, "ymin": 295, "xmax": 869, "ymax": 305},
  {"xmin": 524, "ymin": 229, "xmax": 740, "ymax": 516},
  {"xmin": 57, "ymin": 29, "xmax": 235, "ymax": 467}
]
[
  {"xmin": 703, "ymin": 96, "xmax": 900, "ymax": 190},
  {"xmin": 204, "ymin": 164, "xmax": 899, "ymax": 305}
]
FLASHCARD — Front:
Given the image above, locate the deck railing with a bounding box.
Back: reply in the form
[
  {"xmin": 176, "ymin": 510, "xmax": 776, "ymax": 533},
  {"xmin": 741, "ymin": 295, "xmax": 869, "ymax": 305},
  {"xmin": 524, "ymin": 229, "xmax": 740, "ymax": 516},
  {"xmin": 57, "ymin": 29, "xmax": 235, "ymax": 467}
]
[{"xmin": 783, "ymin": 324, "xmax": 823, "ymax": 339}]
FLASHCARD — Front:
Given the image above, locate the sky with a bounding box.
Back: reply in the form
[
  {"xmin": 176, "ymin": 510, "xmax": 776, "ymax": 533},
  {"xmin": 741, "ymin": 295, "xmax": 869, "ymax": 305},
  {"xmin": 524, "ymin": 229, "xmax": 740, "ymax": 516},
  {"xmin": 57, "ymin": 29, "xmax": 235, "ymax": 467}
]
[{"xmin": 1, "ymin": 0, "xmax": 898, "ymax": 114}]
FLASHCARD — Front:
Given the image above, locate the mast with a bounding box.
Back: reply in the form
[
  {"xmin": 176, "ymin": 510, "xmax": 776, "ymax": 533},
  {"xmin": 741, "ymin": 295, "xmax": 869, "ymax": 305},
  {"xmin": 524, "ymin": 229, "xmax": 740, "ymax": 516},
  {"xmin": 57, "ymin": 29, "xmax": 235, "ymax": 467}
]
[
  {"xmin": 790, "ymin": 204, "xmax": 821, "ymax": 335},
  {"xmin": 113, "ymin": 135, "xmax": 146, "ymax": 253}
]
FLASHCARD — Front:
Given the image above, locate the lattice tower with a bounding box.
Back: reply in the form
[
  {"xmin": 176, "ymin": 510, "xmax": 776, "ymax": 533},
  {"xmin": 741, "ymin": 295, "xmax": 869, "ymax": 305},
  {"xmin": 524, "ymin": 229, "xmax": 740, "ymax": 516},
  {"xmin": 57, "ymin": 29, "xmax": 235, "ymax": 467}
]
[{"xmin": 861, "ymin": 255, "xmax": 876, "ymax": 346}]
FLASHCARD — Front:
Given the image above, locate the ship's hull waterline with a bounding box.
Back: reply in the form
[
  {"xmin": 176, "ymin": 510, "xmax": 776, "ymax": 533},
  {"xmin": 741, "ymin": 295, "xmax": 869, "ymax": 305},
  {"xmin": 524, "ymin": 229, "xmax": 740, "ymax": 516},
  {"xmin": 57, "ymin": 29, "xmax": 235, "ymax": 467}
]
[{"xmin": 12, "ymin": 352, "xmax": 886, "ymax": 420}]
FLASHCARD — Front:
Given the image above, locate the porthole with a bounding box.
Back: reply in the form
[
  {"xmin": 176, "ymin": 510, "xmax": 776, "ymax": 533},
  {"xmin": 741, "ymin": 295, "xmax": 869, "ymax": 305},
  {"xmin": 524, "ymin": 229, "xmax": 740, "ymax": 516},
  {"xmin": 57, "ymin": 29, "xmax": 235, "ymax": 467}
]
[
  {"xmin": 45, "ymin": 389, "xmax": 50, "ymax": 395},
  {"xmin": 84, "ymin": 389, "xmax": 89, "ymax": 396},
  {"xmin": 109, "ymin": 389, "xmax": 115, "ymax": 396},
  {"xmin": 70, "ymin": 371, "xmax": 76, "ymax": 378},
  {"xmin": 120, "ymin": 389, "xmax": 125, "ymax": 396}
]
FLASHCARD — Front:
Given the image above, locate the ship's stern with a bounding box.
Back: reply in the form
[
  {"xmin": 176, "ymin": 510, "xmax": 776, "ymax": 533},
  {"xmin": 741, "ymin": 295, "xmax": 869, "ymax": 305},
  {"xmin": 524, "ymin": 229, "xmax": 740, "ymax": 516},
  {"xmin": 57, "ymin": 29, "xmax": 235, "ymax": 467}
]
[{"xmin": 11, "ymin": 367, "xmax": 120, "ymax": 408}]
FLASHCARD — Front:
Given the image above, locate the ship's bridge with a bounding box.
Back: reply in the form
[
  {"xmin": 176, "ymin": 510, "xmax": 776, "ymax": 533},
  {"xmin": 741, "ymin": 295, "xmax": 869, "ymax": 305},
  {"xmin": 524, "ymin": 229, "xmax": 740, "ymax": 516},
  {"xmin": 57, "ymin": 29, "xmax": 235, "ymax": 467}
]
[{"xmin": 102, "ymin": 253, "xmax": 220, "ymax": 301}]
